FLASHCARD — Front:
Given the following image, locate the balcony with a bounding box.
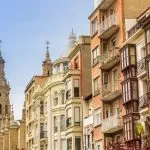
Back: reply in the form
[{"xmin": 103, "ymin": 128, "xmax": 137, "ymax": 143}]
[
  {"xmin": 83, "ymin": 115, "xmax": 94, "ymax": 127},
  {"xmin": 137, "ymin": 58, "xmax": 147, "ymax": 77},
  {"xmin": 99, "ymin": 48, "xmax": 120, "ymax": 70},
  {"xmin": 139, "ymin": 93, "xmax": 150, "ymax": 109},
  {"xmin": 64, "ymin": 65, "xmax": 80, "ymax": 79},
  {"xmin": 102, "ymin": 115, "xmax": 123, "ymax": 133},
  {"xmin": 105, "ymin": 142, "xmax": 127, "ymax": 150},
  {"xmin": 40, "ymin": 131, "xmax": 47, "ymax": 139},
  {"xmin": 99, "ymin": 14, "xmax": 119, "ymax": 39},
  {"xmin": 128, "ymin": 21, "xmax": 143, "ymax": 39},
  {"xmin": 99, "ymin": 0, "xmax": 116, "ymax": 10},
  {"xmin": 102, "ymin": 81, "xmax": 122, "ymax": 101},
  {"xmin": 142, "ymin": 134, "xmax": 150, "ymax": 149}
]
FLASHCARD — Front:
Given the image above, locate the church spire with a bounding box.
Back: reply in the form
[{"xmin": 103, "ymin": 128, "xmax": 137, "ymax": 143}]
[{"xmin": 42, "ymin": 41, "xmax": 53, "ymax": 76}]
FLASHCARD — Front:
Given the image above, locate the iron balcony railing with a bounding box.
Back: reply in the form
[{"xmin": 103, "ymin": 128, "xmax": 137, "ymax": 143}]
[
  {"xmin": 40, "ymin": 131, "xmax": 47, "ymax": 139},
  {"xmin": 105, "ymin": 142, "xmax": 128, "ymax": 150},
  {"xmin": 99, "ymin": 13, "xmax": 117, "ymax": 35},
  {"xmin": 128, "ymin": 21, "xmax": 143, "ymax": 38},
  {"xmin": 102, "ymin": 81, "xmax": 121, "ymax": 97},
  {"xmin": 99, "ymin": 47, "xmax": 120, "ymax": 63},
  {"xmin": 137, "ymin": 58, "xmax": 146, "ymax": 76},
  {"xmin": 102, "ymin": 114, "xmax": 123, "ymax": 132},
  {"xmin": 139, "ymin": 93, "xmax": 150, "ymax": 109}
]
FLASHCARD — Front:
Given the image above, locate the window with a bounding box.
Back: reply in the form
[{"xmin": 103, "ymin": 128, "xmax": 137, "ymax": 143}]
[
  {"xmin": 74, "ymin": 107, "xmax": 80, "ymax": 126},
  {"xmin": 102, "ymin": 43, "xmax": 108, "ymax": 57},
  {"xmin": 92, "ymin": 47, "xmax": 99, "ymax": 64},
  {"xmin": 93, "ymin": 77, "xmax": 99, "ymax": 95},
  {"xmin": 66, "ymin": 81, "xmax": 71, "ymax": 100},
  {"xmin": 130, "ymin": 47, "xmax": 136, "ymax": 65},
  {"xmin": 123, "ymin": 80, "xmax": 138, "ymax": 104},
  {"xmin": 112, "ymin": 69, "xmax": 118, "ymax": 91},
  {"xmin": 53, "ymin": 92, "xmax": 58, "ymax": 106},
  {"xmin": 61, "ymin": 115, "xmax": 65, "ymax": 131},
  {"xmin": 62, "ymin": 139, "xmax": 66, "ymax": 150},
  {"xmin": 87, "ymin": 135, "xmax": 90, "ymax": 148},
  {"xmin": 40, "ymin": 101, "xmax": 44, "ymax": 114},
  {"xmin": 111, "ymin": 37, "xmax": 117, "ymax": 48},
  {"xmin": 146, "ymin": 29, "xmax": 150, "ymax": 44},
  {"xmin": 54, "ymin": 140, "xmax": 58, "ymax": 150},
  {"xmin": 94, "ymin": 109, "xmax": 102, "ymax": 126},
  {"xmin": 61, "ymin": 90, "xmax": 65, "ymax": 104},
  {"xmin": 66, "ymin": 108, "xmax": 72, "ymax": 127},
  {"xmin": 75, "ymin": 137, "xmax": 81, "ymax": 150},
  {"xmin": 74, "ymin": 57, "xmax": 79, "ymax": 69},
  {"xmin": 74, "ymin": 79, "xmax": 79, "ymax": 97},
  {"xmin": 54, "ymin": 116, "xmax": 58, "ymax": 133},
  {"xmin": 67, "ymin": 138, "xmax": 72, "ymax": 150},
  {"xmin": 91, "ymin": 18, "xmax": 98, "ymax": 35},
  {"xmin": 103, "ymin": 72, "xmax": 109, "ymax": 92},
  {"xmin": 96, "ymin": 144, "xmax": 101, "ymax": 150},
  {"xmin": 121, "ymin": 45, "xmax": 136, "ymax": 70}
]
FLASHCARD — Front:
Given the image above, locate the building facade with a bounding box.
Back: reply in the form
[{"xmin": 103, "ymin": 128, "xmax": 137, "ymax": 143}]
[
  {"xmin": 120, "ymin": 7, "xmax": 150, "ymax": 149},
  {"xmin": 89, "ymin": 0, "xmax": 150, "ymax": 149},
  {"xmin": 25, "ymin": 33, "xmax": 91, "ymax": 150}
]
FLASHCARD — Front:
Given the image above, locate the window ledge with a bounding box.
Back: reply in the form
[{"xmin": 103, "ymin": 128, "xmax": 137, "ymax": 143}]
[
  {"xmin": 91, "ymin": 31, "xmax": 98, "ymax": 39},
  {"xmin": 94, "ymin": 123, "xmax": 102, "ymax": 128},
  {"xmin": 92, "ymin": 61, "xmax": 99, "ymax": 68},
  {"xmin": 93, "ymin": 91, "xmax": 100, "ymax": 97}
]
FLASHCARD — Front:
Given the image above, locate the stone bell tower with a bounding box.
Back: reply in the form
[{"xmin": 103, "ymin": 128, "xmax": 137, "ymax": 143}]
[{"xmin": 42, "ymin": 41, "xmax": 53, "ymax": 76}]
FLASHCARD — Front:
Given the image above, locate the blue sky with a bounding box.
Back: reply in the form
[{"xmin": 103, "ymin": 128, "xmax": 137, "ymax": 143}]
[{"xmin": 0, "ymin": 0, "xmax": 93, "ymax": 119}]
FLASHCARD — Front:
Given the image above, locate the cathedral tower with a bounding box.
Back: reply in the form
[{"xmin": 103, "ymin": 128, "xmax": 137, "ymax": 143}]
[{"xmin": 0, "ymin": 45, "xmax": 11, "ymax": 131}]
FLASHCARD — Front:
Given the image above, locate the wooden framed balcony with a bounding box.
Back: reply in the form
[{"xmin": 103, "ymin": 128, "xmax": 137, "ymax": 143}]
[
  {"xmin": 102, "ymin": 115, "xmax": 123, "ymax": 133},
  {"xmin": 99, "ymin": 47, "xmax": 120, "ymax": 70},
  {"xmin": 99, "ymin": 13, "xmax": 119, "ymax": 39},
  {"xmin": 137, "ymin": 58, "xmax": 147, "ymax": 78},
  {"xmin": 101, "ymin": 81, "xmax": 122, "ymax": 102}
]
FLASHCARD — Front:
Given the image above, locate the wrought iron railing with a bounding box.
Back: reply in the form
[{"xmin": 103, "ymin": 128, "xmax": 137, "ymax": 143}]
[
  {"xmin": 137, "ymin": 58, "xmax": 146, "ymax": 75},
  {"xmin": 102, "ymin": 80, "xmax": 121, "ymax": 97},
  {"xmin": 99, "ymin": 14, "xmax": 117, "ymax": 35},
  {"xmin": 139, "ymin": 93, "xmax": 150, "ymax": 109},
  {"xmin": 128, "ymin": 22, "xmax": 143, "ymax": 38}
]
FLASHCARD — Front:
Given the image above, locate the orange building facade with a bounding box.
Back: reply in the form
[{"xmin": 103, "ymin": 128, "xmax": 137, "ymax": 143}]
[{"xmin": 89, "ymin": 0, "xmax": 149, "ymax": 149}]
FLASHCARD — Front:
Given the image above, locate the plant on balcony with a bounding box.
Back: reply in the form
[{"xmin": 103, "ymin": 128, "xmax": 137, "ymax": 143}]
[{"xmin": 136, "ymin": 123, "xmax": 144, "ymax": 138}]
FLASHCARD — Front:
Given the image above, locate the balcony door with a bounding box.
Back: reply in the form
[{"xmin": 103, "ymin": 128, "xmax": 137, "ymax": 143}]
[
  {"xmin": 112, "ymin": 69, "xmax": 118, "ymax": 91},
  {"xmin": 102, "ymin": 43, "xmax": 108, "ymax": 58}
]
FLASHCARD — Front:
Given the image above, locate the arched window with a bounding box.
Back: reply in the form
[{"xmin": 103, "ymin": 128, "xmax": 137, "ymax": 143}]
[{"xmin": 0, "ymin": 104, "xmax": 2, "ymax": 114}]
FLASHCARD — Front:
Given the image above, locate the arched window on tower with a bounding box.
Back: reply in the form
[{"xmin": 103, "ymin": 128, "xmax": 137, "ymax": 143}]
[
  {"xmin": 5, "ymin": 105, "xmax": 8, "ymax": 114},
  {"xmin": 0, "ymin": 104, "xmax": 2, "ymax": 114}
]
